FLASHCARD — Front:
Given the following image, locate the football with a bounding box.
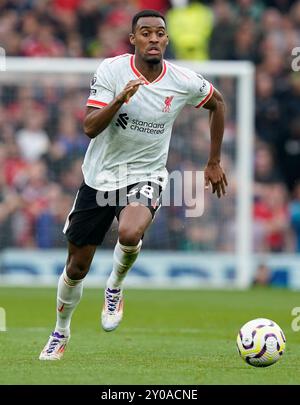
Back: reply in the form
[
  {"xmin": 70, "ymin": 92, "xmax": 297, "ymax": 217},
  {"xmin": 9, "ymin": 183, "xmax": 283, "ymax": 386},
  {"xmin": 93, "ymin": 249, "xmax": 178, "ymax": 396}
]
[{"xmin": 236, "ymin": 318, "xmax": 286, "ymax": 367}]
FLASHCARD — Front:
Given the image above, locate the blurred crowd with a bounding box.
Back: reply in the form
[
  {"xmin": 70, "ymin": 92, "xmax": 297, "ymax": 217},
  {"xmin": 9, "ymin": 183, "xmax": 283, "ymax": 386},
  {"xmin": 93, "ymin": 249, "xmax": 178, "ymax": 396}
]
[{"xmin": 0, "ymin": 0, "xmax": 300, "ymax": 253}]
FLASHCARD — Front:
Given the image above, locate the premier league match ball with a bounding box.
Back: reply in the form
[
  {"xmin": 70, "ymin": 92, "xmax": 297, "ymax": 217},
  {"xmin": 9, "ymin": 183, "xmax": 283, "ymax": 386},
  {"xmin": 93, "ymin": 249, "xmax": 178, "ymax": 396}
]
[{"xmin": 236, "ymin": 318, "xmax": 286, "ymax": 367}]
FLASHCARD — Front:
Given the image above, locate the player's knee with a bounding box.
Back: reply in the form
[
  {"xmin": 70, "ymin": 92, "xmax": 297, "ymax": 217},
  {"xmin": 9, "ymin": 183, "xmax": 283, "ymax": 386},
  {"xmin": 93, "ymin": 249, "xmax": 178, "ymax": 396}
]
[
  {"xmin": 118, "ymin": 226, "xmax": 143, "ymax": 246},
  {"xmin": 66, "ymin": 257, "xmax": 90, "ymax": 280}
]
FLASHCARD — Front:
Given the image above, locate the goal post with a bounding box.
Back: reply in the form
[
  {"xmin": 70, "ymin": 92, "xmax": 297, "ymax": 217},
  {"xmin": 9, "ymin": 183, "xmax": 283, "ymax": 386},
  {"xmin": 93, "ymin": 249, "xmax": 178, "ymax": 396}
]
[
  {"xmin": 2, "ymin": 57, "xmax": 255, "ymax": 289},
  {"xmin": 172, "ymin": 60, "xmax": 255, "ymax": 288}
]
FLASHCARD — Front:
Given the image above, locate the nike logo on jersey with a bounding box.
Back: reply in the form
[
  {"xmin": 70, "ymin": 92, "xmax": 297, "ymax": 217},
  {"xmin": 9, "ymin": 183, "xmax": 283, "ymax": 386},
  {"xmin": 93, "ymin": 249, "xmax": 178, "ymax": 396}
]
[{"xmin": 116, "ymin": 113, "xmax": 129, "ymax": 129}]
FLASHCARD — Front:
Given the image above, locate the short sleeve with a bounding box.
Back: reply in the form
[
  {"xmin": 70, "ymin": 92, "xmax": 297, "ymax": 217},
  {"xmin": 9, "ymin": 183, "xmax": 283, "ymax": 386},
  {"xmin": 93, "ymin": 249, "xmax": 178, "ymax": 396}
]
[
  {"xmin": 187, "ymin": 72, "xmax": 214, "ymax": 109},
  {"xmin": 86, "ymin": 60, "xmax": 115, "ymax": 108}
]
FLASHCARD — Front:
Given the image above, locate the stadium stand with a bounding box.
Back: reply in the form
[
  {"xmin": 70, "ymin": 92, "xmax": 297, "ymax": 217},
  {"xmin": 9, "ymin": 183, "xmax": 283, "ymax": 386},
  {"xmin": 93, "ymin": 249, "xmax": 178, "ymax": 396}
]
[{"xmin": 0, "ymin": 0, "xmax": 299, "ymax": 252}]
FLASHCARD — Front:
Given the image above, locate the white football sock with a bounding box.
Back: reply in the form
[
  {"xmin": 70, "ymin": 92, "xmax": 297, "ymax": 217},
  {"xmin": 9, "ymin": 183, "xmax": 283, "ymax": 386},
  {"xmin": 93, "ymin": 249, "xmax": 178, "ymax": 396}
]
[
  {"xmin": 54, "ymin": 267, "xmax": 83, "ymax": 336},
  {"xmin": 106, "ymin": 239, "xmax": 142, "ymax": 289}
]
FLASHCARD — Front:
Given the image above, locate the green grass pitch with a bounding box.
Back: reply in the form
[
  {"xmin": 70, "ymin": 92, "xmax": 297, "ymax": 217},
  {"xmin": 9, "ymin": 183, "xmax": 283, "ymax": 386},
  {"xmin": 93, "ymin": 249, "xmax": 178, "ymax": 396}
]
[{"xmin": 0, "ymin": 287, "xmax": 299, "ymax": 385}]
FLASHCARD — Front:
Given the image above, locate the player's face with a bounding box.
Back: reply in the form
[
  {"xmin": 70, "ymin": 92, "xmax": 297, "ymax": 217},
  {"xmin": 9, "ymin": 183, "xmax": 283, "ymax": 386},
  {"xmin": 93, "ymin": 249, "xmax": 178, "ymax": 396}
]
[{"xmin": 130, "ymin": 17, "xmax": 169, "ymax": 64}]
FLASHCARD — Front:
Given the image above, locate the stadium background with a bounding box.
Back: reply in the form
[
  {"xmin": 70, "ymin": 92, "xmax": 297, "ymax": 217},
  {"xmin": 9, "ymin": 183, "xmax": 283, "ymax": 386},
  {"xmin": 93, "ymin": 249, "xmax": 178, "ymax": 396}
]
[
  {"xmin": 1, "ymin": 0, "xmax": 300, "ymax": 287},
  {"xmin": 1, "ymin": 0, "xmax": 300, "ymax": 386}
]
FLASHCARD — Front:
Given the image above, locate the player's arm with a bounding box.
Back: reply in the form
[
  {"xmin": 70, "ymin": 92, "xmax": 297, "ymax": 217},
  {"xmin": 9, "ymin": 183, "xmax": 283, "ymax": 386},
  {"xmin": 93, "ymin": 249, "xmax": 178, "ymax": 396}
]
[
  {"xmin": 83, "ymin": 79, "xmax": 144, "ymax": 138},
  {"xmin": 202, "ymin": 88, "xmax": 228, "ymax": 198}
]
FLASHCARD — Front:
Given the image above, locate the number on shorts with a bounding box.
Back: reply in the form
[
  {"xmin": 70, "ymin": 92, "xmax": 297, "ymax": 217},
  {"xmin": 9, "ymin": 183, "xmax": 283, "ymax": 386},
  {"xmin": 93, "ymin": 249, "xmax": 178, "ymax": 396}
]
[
  {"xmin": 140, "ymin": 185, "xmax": 154, "ymax": 199},
  {"xmin": 126, "ymin": 185, "xmax": 154, "ymax": 199}
]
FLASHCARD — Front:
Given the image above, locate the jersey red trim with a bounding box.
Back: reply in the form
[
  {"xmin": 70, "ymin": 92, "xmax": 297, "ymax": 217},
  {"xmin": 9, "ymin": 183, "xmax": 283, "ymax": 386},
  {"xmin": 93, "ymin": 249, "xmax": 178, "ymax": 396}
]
[
  {"xmin": 86, "ymin": 100, "xmax": 108, "ymax": 108},
  {"xmin": 108, "ymin": 53, "xmax": 130, "ymax": 64},
  {"xmin": 166, "ymin": 61, "xmax": 191, "ymax": 80},
  {"xmin": 130, "ymin": 55, "xmax": 167, "ymax": 85},
  {"xmin": 195, "ymin": 84, "xmax": 214, "ymax": 108}
]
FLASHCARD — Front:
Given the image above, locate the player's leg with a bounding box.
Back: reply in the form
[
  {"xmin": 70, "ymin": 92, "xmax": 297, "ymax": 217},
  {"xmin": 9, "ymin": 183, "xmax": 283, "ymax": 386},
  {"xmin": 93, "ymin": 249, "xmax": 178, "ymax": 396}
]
[
  {"xmin": 102, "ymin": 181, "xmax": 162, "ymax": 332},
  {"xmin": 107, "ymin": 204, "xmax": 151, "ymax": 288},
  {"xmin": 39, "ymin": 242, "xmax": 96, "ymax": 360},
  {"xmin": 55, "ymin": 242, "xmax": 97, "ymax": 335},
  {"xmin": 102, "ymin": 204, "xmax": 152, "ymax": 332},
  {"xmin": 40, "ymin": 181, "xmax": 115, "ymax": 359}
]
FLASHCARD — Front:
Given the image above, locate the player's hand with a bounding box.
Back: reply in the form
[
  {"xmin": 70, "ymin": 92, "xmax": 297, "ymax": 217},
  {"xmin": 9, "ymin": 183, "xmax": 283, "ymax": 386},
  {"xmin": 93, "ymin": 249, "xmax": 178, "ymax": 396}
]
[
  {"xmin": 204, "ymin": 160, "xmax": 228, "ymax": 198},
  {"xmin": 117, "ymin": 79, "xmax": 145, "ymax": 103}
]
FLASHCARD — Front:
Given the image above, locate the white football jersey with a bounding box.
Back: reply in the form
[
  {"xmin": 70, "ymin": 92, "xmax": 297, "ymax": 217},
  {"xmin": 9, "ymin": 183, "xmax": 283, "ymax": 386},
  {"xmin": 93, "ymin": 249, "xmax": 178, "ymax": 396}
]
[{"xmin": 83, "ymin": 54, "xmax": 213, "ymax": 191}]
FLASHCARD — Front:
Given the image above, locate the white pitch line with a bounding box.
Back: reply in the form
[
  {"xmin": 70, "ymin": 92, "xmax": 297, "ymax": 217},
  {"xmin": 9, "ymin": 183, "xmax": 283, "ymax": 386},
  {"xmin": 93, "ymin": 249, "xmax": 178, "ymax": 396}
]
[
  {"xmin": 122, "ymin": 327, "xmax": 203, "ymax": 334},
  {"xmin": 8, "ymin": 327, "xmax": 49, "ymax": 332},
  {"xmin": 7, "ymin": 326, "xmax": 205, "ymax": 334}
]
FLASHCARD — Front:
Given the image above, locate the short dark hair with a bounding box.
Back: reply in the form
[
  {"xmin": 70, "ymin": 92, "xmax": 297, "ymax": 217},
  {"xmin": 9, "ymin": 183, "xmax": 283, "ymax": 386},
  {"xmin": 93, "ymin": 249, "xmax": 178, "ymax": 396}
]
[{"xmin": 131, "ymin": 9, "xmax": 166, "ymax": 33}]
